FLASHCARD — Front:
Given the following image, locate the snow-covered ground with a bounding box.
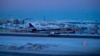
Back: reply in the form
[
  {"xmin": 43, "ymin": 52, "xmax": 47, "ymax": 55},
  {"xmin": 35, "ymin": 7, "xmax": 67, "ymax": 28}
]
[{"xmin": 0, "ymin": 36, "xmax": 100, "ymax": 55}]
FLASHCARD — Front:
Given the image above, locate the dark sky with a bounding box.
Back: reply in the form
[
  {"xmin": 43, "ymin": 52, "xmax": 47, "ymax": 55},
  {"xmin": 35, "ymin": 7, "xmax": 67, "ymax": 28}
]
[{"xmin": 0, "ymin": 0, "xmax": 100, "ymax": 20}]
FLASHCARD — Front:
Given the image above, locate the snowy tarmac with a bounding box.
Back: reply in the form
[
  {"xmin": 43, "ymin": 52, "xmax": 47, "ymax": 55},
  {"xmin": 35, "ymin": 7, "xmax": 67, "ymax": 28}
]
[
  {"xmin": 0, "ymin": 32, "xmax": 100, "ymax": 38},
  {"xmin": 0, "ymin": 36, "xmax": 100, "ymax": 55}
]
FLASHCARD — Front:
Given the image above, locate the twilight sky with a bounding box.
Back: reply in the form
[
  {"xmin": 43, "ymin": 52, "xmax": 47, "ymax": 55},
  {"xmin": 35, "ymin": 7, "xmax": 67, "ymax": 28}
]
[{"xmin": 0, "ymin": 0, "xmax": 100, "ymax": 20}]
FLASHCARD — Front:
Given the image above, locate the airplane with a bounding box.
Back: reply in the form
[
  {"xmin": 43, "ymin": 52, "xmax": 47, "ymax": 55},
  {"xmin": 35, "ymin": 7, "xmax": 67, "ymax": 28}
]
[{"xmin": 28, "ymin": 23, "xmax": 75, "ymax": 34}]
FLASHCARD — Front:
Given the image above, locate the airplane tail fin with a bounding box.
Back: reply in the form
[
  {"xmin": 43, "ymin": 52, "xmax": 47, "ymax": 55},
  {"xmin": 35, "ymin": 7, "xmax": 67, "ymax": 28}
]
[{"xmin": 29, "ymin": 23, "xmax": 37, "ymax": 32}]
